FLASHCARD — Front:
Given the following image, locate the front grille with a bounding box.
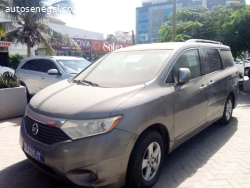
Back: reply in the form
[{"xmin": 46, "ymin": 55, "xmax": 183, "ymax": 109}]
[{"xmin": 25, "ymin": 116, "xmax": 71, "ymax": 145}]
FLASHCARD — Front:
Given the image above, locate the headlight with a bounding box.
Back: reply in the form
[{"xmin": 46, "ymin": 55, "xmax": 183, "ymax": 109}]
[{"xmin": 61, "ymin": 115, "xmax": 123, "ymax": 140}]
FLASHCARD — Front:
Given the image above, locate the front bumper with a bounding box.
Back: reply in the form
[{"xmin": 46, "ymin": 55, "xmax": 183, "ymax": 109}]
[{"xmin": 19, "ymin": 117, "xmax": 133, "ymax": 188}]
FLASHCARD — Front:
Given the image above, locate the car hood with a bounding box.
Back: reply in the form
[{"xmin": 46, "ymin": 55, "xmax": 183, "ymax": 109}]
[{"xmin": 29, "ymin": 80, "xmax": 145, "ymax": 119}]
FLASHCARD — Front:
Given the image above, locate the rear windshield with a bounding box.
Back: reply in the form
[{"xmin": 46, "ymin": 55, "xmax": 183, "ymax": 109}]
[{"xmin": 74, "ymin": 50, "xmax": 172, "ymax": 87}]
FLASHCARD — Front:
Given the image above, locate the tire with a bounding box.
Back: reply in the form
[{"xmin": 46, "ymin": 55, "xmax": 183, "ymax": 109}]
[
  {"xmin": 248, "ymin": 68, "xmax": 250, "ymax": 79},
  {"xmin": 219, "ymin": 95, "xmax": 233, "ymax": 125},
  {"xmin": 20, "ymin": 82, "xmax": 31, "ymax": 103},
  {"xmin": 126, "ymin": 130, "xmax": 164, "ymax": 188}
]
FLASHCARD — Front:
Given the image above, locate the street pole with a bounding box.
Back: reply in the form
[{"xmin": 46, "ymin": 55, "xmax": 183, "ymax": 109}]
[
  {"xmin": 172, "ymin": 0, "xmax": 176, "ymax": 42},
  {"xmin": 132, "ymin": 30, "xmax": 135, "ymax": 45},
  {"xmin": 90, "ymin": 40, "xmax": 93, "ymax": 62}
]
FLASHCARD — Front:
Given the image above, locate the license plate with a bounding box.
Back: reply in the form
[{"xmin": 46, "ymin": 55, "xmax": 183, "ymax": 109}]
[{"xmin": 23, "ymin": 141, "xmax": 44, "ymax": 162}]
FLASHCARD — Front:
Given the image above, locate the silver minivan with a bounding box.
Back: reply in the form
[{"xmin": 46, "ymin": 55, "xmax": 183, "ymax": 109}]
[
  {"xmin": 20, "ymin": 40, "xmax": 239, "ymax": 188},
  {"xmin": 15, "ymin": 56, "xmax": 91, "ymax": 97}
]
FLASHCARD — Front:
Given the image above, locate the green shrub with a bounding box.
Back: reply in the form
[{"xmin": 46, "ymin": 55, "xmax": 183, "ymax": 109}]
[
  {"xmin": 9, "ymin": 54, "xmax": 23, "ymax": 70},
  {"xmin": 0, "ymin": 72, "xmax": 20, "ymax": 89}
]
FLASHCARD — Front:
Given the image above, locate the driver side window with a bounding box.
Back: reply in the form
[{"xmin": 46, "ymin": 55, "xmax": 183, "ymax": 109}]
[{"xmin": 166, "ymin": 49, "xmax": 201, "ymax": 83}]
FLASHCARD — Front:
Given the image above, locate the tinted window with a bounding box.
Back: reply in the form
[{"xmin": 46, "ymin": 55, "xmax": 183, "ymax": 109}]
[
  {"xmin": 166, "ymin": 49, "xmax": 201, "ymax": 83},
  {"xmin": 21, "ymin": 60, "xmax": 40, "ymax": 71},
  {"xmin": 38, "ymin": 60, "xmax": 57, "ymax": 73},
  {"xmin": 220, "ymin": 50, "xmax": 234, "ymax": 68},
  {"xmin": 202, "ymin": 48, "xmax": 222, "ymax": 74},
  {"xmin": 21, "ymin": 59, "xmax": 57, "ymax": 73}
]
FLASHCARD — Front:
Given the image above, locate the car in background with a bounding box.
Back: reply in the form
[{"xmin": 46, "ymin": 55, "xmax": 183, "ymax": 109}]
[
  {"xmin": 234, "ymin": 59, "xmax": 250, "ymax": 76},
  {"xmin": 0, "ymin": 66, "xmax": 15, "ymax": 75},
  {"xmin": 15, "ymin": 56, "xmax": 91, "ymax": 97}
]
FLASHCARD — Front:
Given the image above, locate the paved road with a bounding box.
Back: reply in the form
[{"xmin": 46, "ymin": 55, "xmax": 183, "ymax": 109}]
[{"xmin": 0, "ymin": 91, "xmax": 250, "ymax": 188}]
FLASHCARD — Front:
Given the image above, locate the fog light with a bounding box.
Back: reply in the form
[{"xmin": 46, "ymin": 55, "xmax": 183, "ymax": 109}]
[{"xmin": 90, "ymin": 171, "xmax": 98, "ymax": 180}]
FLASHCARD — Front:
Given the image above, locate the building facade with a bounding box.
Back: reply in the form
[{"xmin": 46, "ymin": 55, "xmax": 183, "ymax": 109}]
[
  {"xmin": 115, "ymin": 31, "xmax": 133, "ymax": 44},
  {"xmin": 136, "ymin": 0, "xmax": 242, "ymax": 44}
]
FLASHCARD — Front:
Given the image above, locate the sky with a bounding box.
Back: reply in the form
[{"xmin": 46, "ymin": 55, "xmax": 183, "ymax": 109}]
[
  {"xmin": 59, "ymin": 0, "xmax": 142, "ymax": 37},
  {"xmin": 59, "ymin": 0, "xmax": 250, "ymax": 37}
]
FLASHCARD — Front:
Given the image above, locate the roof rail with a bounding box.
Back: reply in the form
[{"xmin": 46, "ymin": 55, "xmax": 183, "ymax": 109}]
[{"xmin": 186, "ymin": 39, "xmax": 222, "ymax": 45}]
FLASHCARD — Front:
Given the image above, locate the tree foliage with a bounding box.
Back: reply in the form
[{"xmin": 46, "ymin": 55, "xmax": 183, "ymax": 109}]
[
  {"xmin": 158, "ymin": 4, "xmax": 250, "ymax": 58},
  {"xmin": 0, "ymin": 0, "xmax": 79, "ymax": 56},
  {"xmin": 9, "ymin": 53, "xmax": 23, "ymax": 69},
  {"xmin": 106, "ymin": 34, "xmax": 117, "ymax": 42}
]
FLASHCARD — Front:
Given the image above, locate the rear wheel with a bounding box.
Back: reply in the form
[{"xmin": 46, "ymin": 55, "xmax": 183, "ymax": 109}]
[
  {"xmin": 219, "ymin": 95, "xmax": 233, "ymax": 125},
  {"xmin": 126, "ymin": 130, "xmax": 164, "ymax": 188}
]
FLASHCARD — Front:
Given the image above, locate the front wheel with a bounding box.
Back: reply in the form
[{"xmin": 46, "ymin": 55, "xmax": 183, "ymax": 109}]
[
  {"xmin": 219, "ymin": 95, "xmax": 233, "ymax": 125},
  {"xmin": 126, "ymin": 130, "xmax": 164, "ymax": 188}
]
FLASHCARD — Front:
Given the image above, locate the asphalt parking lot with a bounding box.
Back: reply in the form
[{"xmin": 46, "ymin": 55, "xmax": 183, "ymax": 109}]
[{"xmin": 0, "ymin": 91, "xmax": 250, "ymax": 188}]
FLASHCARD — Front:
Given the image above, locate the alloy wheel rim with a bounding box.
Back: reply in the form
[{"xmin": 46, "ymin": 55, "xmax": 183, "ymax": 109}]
[
  {"xmin": 225, "ymin": 100, "xmax": 232, "ymax": 121},
  {"xmin": 142, "ymin": 142, "xmax": 161, "ymax": 181}
]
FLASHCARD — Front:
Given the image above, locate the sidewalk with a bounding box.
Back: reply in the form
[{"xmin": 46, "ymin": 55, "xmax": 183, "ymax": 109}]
[
  {"xmin": 0, "ymin": 117, "xmax": 22, "ymax": 129},
  {"xmin": 0, "ymin": 91, "xmax": 250, "ymax": 188}
]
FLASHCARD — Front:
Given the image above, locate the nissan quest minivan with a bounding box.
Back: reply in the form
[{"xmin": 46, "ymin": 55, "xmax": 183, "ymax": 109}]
[{"xmin": 20, "ymin": 40, "xmax": 239, "ymax": 188}]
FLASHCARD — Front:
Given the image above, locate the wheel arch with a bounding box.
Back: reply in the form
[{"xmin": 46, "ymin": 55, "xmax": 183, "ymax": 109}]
[
  {"xmin": 229, "ymin": 92, "xmax": 235, "ymax": 109},
  {"xmin": 140, "ymin": 123, "xmax": 170, "ymax": 154}
]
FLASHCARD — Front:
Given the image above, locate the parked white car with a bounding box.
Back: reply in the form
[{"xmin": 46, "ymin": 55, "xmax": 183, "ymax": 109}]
[
  {"xmin": 234, "ymin": 59, "xmax": 250, "ymax": 75},
  {"xmin": 0, "ymin": 66, "xmax": 15, "ymax": 75}
]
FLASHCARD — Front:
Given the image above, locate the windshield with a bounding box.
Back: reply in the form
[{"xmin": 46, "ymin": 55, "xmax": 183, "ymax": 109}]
[
  {"xmin": 74, "ymin": 50, "xmax": 172, "ymax": 87},
  {"xmin": 56, "ymin": 59, "xmax": 91, "ymax": 74}
]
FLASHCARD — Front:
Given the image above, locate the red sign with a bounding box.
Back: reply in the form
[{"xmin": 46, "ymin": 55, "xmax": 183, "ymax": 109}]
[
  {"xmin": 0, "ymin": 41, "xmax": 11, "ymax": 47},
  {"xmin": 50, "ymin": 38, "xmax": 91, "ymax": 51},
  {"xmin": 92, "ymin": 40, "xmax": 132, "ymax": 52}
]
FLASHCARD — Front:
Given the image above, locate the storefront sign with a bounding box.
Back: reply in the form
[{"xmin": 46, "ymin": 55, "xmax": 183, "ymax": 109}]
[
  {"xmin": 0, "ymin": 41, "xmax": 11, "ymax": 47},
  {"xmin": 50, "ymin": 38, "xmax": 91, "ymax": 51},
  {"xmin": 92, "ymin": 40, "xmax": 132, "ymax": 52}
]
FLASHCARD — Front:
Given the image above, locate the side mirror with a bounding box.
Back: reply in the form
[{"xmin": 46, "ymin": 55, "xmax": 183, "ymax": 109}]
[
  {"xmin": 48, "ymin": 69, "xmax": 59, "ymax": 75},
  {"xmin": 178, "ymin": 68, "xmax": 191, "ymax": 83}
]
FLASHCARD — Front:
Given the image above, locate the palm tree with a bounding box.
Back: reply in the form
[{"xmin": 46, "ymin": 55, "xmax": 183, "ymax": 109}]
[{"xmin": 0, "ymin": 0, "xmax": 79, "ymax": 56}]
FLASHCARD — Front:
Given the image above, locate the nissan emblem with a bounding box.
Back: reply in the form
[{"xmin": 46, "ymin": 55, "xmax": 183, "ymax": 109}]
[{"xmin": 32, "ymin": 123, "xmax": 39, "ymax": 135}]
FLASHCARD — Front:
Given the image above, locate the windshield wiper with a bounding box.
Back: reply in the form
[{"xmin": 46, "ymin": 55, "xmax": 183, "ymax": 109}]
[
  {"xmin": 71, "ymin": 79, "xmax": 89, "ymax": 86},
  {"xmin": 81, "ymin": 80, "xmax": 99, "ymax": 87}
]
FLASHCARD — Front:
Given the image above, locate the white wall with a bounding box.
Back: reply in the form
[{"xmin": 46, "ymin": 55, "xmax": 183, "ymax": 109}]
[
  {"xmin": 9, "ymin": 43, "xmax": 35, "ymax": 57},
  {"xmin": 48, "ymin": 23, "xmax": 104, "ymax": 40}
]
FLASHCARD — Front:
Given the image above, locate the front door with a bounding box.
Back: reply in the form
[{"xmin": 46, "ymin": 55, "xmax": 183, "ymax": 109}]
[
  {"xmin": 166, "ymin": 49, "xmax": 208, "ymax": 142},
  {"xmin": 37, "ymin": 59, "xmax": 63, "ymax": 90}
]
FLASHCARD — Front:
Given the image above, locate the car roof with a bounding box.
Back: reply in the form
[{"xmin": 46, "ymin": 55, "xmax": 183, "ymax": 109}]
[
  {"xmin": 21, "ymin": 56, "xmax": 87, "ymax": 61},
  {"xmin": 114, "ymin": 41, "xmax": 230, "ymax": 52}
]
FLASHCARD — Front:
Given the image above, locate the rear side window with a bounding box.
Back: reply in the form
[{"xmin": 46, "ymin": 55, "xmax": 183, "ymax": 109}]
[
  {"xmin": 166, "ymin": 49, "xmax": 201, "ymax": 83},
  {"xmin": 220, "ymin": 50, "xmax": 234, "ymax": 68},
  {"xmin": 21, "ymin": 60, "xmax": 40, "ymax": 71},
  {"xmin": 21, "ymin": 59, "xmax": 57, "ymax": 73},
  {"xmin": 202, "ymin": 48, "xmax": 222, "ymax": 74}
]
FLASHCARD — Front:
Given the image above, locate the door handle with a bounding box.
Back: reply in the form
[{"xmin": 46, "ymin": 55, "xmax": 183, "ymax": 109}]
[
  {"xmin": 40, "ymin": 76, "xmax": 45, "ymax": 79},
  {"xmin": 200, "ymin": 84, "xmax": 207, "ymax": 90}
]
